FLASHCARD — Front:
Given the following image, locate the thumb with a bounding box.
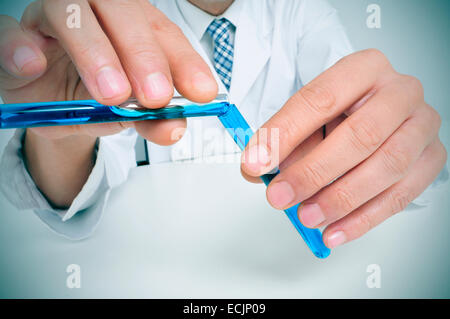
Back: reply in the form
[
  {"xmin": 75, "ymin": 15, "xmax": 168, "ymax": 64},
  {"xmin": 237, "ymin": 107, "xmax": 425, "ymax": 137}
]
[{"xmin": 0, "ymin": 14, "xmax": 47, "ymax": 91}]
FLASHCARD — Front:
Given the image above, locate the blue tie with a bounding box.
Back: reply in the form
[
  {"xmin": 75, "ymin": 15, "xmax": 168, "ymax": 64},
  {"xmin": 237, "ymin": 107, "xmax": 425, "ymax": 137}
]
[{"xmin": 206, "ymin": 18, "xmax": 234, "ymax": 91}]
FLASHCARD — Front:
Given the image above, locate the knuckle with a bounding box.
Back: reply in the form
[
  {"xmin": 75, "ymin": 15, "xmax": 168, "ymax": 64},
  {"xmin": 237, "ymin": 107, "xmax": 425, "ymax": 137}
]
[
  {"xmin": 334, "ymin": 187, "xmax": 357, "ymax": 213},
  {"xmin": 73, "ymin": 44, "xmax": 92, "ymax": 59},
  {"xmin": 75, "ymin": 39, "xmax": 105, "ymax": 60},
  {"xmin": 363, "ymin": 48, "xmax": 391, "ymax": 70},
  {"xmin": 163, "ymin": 41, "xmax": 199, "ymax": 65},
  {"xmin": 400, "ymin": 75, "xmax": 424, "ymax": 102},
  {"xmin": 168, "ymin": 24, "xmax": 184, "ymax": 37},
  {"xmin": 364, "ymin": 48, "xmax": 384, "ymax": 58},
  {"xmin": 299, "ymin": 161, "xmax": 328, "ymax": 190},
  {"xmin": 126, "ymin": 42, "xmax": 161, "ymax": 60},
  {"xmin": 433, "ymin": 140, "xmax": 447, "ymax": 167},
  {"xmin": 346, "ymin": 115, "xmax": 383, "ymax": 154},
  {"xmin": 425, "ymin": 104, "xmax": 442, "ymax": 131},
  {"xmin": 41, "ymin": 0, "xmax": 64, "ymax": 32},
  {"xmin": 297, "ymin": 82, "xmax": 336, "ymax": 119},
  {"xmin": 41, "ymin": 0, "xmax": 51, "ymax": 16},
  {"xmin": 150, "ymin": 16, "xmax": 181, "ymax": 35},
  {"xmin": 42, "ymin": 0, "xmax": 58, "ymax": 17},
  {"xmin": 380, "ymin": 143, "xmax": 412, "ymax": 177},
  {"xmin": 441, "ymin": 143, "xmax": 448, "ymax": 165},
  {"xmin": 363, "ymin": 48, "xmax": 389, "ymax": 66},
  {"xmin": 357, "ymin": 212, "xmax": 373, "ymax": 234},
  {"xmin": 276, "ymin": 116, "xmax": 302, "ymax": 150},
  {"xmin": 388, "ymin": 186, "xmax": 413, "ymax": 213},
  {"xmin": 405, "ymin": 75, "xmax": 423, "ymax": 92}
]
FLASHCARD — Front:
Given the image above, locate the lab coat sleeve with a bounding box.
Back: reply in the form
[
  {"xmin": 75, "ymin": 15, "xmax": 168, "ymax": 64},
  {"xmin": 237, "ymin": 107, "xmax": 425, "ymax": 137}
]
[
  {"xmin": 294, "ymin": 0, "xmax": 449, "ymax": 208},
  {"xmin": 0, "ymin": 128, "xmax": 138, "ymax": 239}
]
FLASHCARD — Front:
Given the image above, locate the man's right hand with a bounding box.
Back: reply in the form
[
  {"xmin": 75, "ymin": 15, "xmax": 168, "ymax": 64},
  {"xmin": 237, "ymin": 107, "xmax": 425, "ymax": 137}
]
[{"xmin": 0, "ymin": 0, "xmax": 218, "ymax": 207}]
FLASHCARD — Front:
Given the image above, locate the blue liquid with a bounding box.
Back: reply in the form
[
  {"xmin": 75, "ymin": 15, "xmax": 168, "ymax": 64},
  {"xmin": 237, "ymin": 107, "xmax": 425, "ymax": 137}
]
[
  {"xmin": 0, "ymin": 100, "xmax": 230, "ymax": 129},
  {"xmin": 218, "ymin": 104, "xmax": 330, "ymax": 259}
]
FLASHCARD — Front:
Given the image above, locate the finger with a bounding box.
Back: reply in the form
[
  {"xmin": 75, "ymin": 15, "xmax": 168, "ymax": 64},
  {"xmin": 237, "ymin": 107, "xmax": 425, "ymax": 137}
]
[
  {"xmin": 298, "ymin": 104, "xmax": 440, "ymax": 228},
  {"xmin": 240, "ymin": 167, "xmax": 262, "ymax": 184},
  {"xmin": 241, "ymin": 49, "xmax": 396, "ymax": 176},
  {"xmin": 241, "ymin": 129, "xmax": 323, "ymax": 184},
  {"xmin": 279, "ymin": 128, "xmax": 324, "ymax": 170},
  {"xmin": 134, "ymin": 118, "xmax": 186, "ymax": 146},
  {"xmin": 267, "ymin": 75, "xmax": 424, "ymax": 210},
  {"xmin": 36, "ymin": 0, "xmax": 131, "ymax": 105},
  {"xmin": 322, "ymin": 138, "xmax": 447, "ymax": 248},
  {"xmin": 90, "ymin": 0, "xmax": 175, "ymax": 107},
  {"xmin": 0, "ymin": 14, "xmax": 47, "ymax": 90},
  {"xmin": 138, "ymin": 0, "xmax": 218, "ymax": 103}
]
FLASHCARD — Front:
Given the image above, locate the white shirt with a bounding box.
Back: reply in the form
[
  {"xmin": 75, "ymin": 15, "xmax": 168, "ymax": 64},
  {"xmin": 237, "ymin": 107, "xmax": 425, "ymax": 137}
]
[{"xmin": 1, "ymin": 0, "xmax": 448, "ymax": 239}]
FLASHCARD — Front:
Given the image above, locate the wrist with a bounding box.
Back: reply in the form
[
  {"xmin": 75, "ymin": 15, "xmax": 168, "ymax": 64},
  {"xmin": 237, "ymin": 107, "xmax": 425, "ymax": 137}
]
[
  {"xmin": 23, "ymin": 129, "xmax": 98, "ymax": 208},
  {"xmin": 24, "ymin": 128, "xmax": 97, "ymax": 151}
]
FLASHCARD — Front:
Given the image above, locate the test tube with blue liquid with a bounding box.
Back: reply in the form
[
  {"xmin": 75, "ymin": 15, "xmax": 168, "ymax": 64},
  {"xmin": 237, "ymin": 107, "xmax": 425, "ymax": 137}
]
[{"xmin": 0, "ymin": 94, "xmax": 330, "ymax": 258}]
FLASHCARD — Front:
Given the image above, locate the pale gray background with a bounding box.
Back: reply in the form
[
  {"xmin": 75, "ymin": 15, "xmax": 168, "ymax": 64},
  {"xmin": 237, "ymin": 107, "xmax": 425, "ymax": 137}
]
[{"xmin": 0, "ymin": 0, "xmax": 449, "ymax": 298}]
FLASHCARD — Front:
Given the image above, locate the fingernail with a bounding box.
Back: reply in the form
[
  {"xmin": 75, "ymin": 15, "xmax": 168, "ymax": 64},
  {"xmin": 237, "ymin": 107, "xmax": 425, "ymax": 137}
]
[
  {"xmin": 298, "ymin": 203, "xmax": 325, "ymax": 228},
  {"xmin": 327, "ymin": 231, "xmax": 346, "ymax": 248},
  {"xmin": 267, "ymin": 181, "xmax": 295, "ymax": 209},
  {"xmin": 143, "ymin": 72, "xmax": 172, "ymax": 100},
  {"xmin": 192, "ymin": 71, "xmax": 217, "ymax": 92},
  {"xmin": 96, "ymin": 66, "xmax": 129, "ymax": 99},
  {"xmin": 244, "ymin": 144, "xmax": 271, "ymax": 174},
  {"xmin": 13, "ymin": 46, "xmax": 40, "ymax": 72}
]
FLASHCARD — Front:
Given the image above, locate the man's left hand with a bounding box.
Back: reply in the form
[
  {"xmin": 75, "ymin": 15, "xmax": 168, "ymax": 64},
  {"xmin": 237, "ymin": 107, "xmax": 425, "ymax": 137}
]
[{"xmin": 241, "ymin": 49, "xmax": 447, "ymax": 249}]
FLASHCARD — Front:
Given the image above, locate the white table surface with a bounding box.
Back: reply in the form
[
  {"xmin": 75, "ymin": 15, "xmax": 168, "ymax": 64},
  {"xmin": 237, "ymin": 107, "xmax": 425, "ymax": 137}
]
[{"xmin": 0, "ymin": 154, "xmax": 449, "ymax": 298}]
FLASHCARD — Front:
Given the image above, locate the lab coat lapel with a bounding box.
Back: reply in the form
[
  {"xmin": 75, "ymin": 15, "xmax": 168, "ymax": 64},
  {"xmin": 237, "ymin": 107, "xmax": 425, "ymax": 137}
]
[{"xmin": 229, "ymin": 7, "xmax": 271, "ymax": 106}]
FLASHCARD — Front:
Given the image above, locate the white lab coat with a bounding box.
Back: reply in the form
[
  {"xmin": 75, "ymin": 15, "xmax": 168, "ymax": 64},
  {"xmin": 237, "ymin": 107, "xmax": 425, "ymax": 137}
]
[
  {"xmin": 1, "ymin": 0, "xmax": 447, "ymax": 238},
  {"xmin": 148, "ymin": 0, "xmax": 355, "ymax": 164}
]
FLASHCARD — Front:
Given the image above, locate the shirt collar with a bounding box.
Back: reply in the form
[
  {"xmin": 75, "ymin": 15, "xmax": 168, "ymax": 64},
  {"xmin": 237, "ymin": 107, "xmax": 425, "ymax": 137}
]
[{"xmin": 176, "ymin": 0, "xmax": 243, "ymax": 41}]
